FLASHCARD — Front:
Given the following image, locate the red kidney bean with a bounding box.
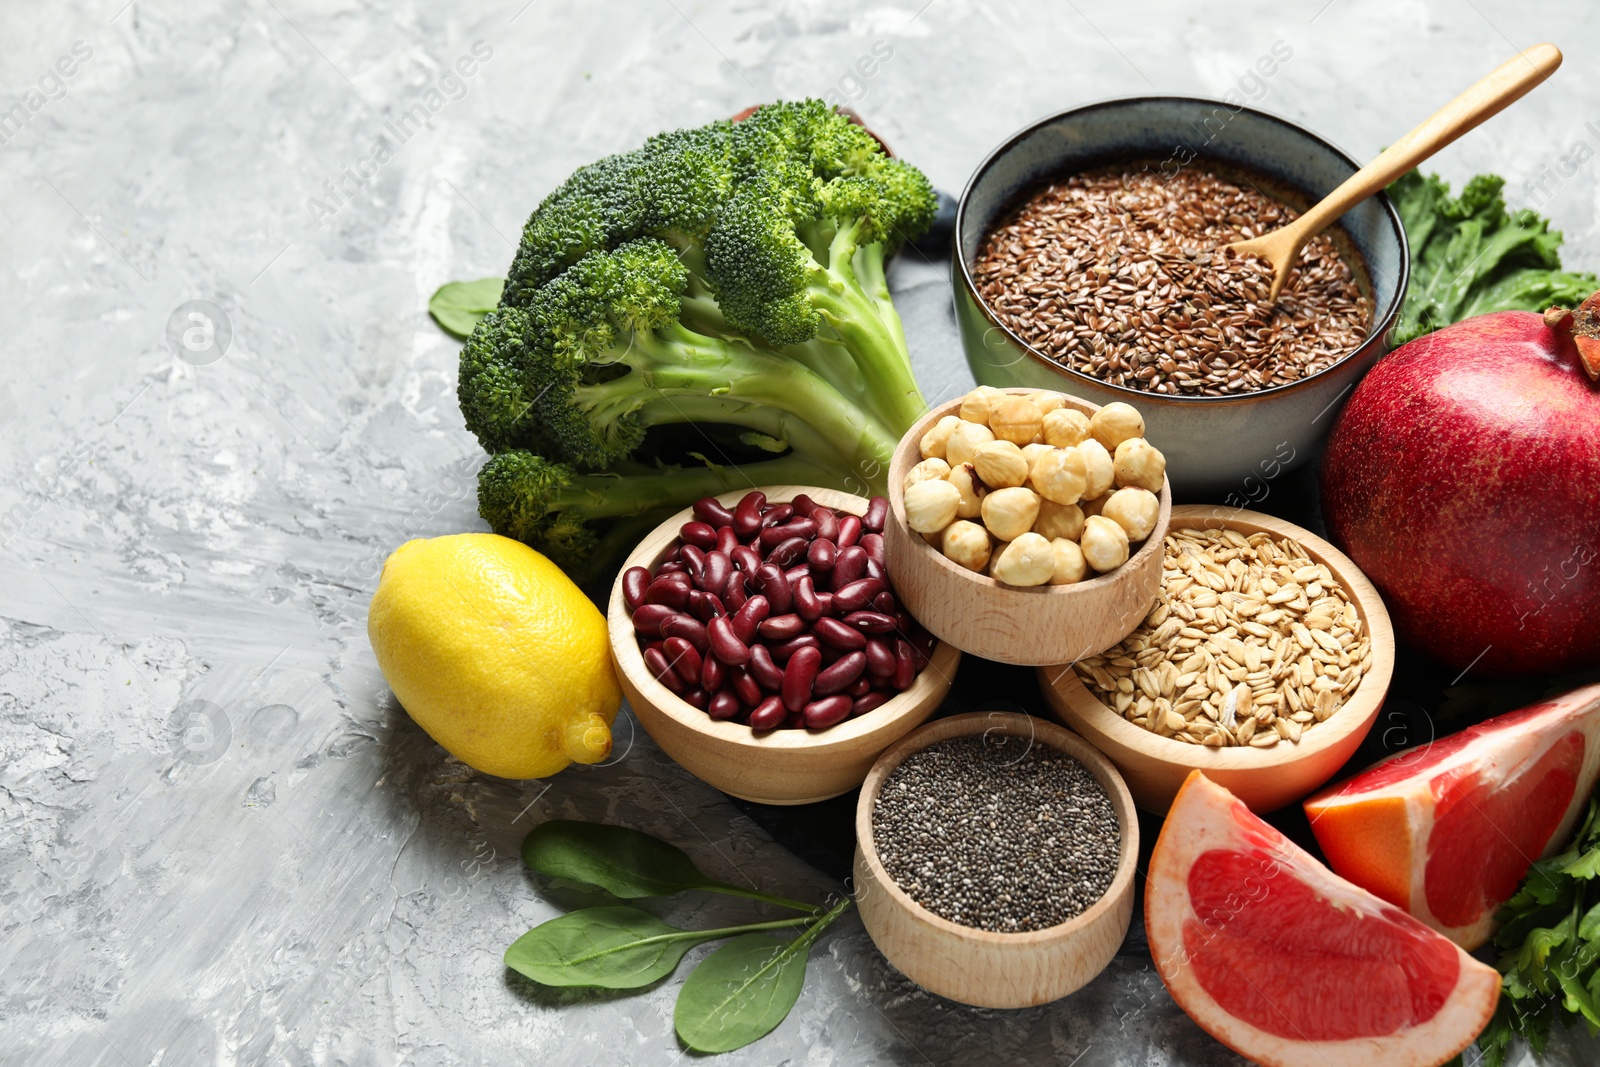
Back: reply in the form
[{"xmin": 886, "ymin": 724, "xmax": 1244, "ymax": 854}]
[
  {"xmin": 661, "ymin": 614, "xmax": 708, "ymax": 653},
  {"xmin": 663, "ymin": 636, "xmax": 702, "ymax": 685},
  {"xmin": 893, "ymin": 611, "xmax": 915, "ymax": 638},
  {"xmin": 865, "ymin": 558, "xmax": 887, "ymax": 582},
  {"xmin": 757, "ymin": 613, "xmax": 805, "ymax": 640},
  {"xmin": 759, "ymin": 503, "xmax": 794, "ymax": 530},
  {"xmin": 643, "ymin": 647, "xmax": 684, "ymax": 693},
  {"xmin": 731, "ymin": 544, "xmax": 762, "ymax": 574},
  {"xmin": 845, "ymin": 610, "xmax": 897, "ymax": 634},
  {"xmin": 748, "ymin": 644, "xmax": 784, "ymax": 689},
  {"xmin": 812, "ymin": 507, "xmax": 838, "ymax": 543},
  {"xmin": 708, "ymin": 688, "xmax": 743, "ymax": 720},
  {"xmin": 793, "ymin": 576, "xmax": 824, "ymax": 623},
  {"xmin": 814, "ymin": 592, "xmax": 834, "ymax": 618},
  {"xmin": 693, "ymin": 497, "xmax": 735, "ymax": 528},
  {"xmin": 863, "ymin": 496, "xmax": 888, "ymax": 533},
  {"xmin": 679, "ymin": 521, "xmax": 717, "ymax": 550},
  {"xmin": 910, "ymin": 642, "xmax": 931, "ymax": 672},
  {"xmin": 702, "ymin": 552, "xmax": 732, "ymax": 595},
  {"xmin": 806, "ymin": 538, "xmax": 835, "ymax": 572},
  {"xmin": 680, "ymin": 542, "xmax": 707, "ymax": 579},
  {"xmin": 631, "ymin": 603, "xmax": 680, "ymax": 636},
  {"xmin": 864, "ymin": 638, "xmax": 896, "ymax": 678},
  {"xmin": 700, "ymin": 651, "xmax": 724, "ymax": 693},
  {"xmin": 784, "ymin": 712, "xmax": 805, "ymax": 729},
  {"xmin": 892, "ymin": 639, "xmax": 915, "ymax": 690},
  {"xmin": 803, "ymin": 694, "xmax": 853, "ymax": 729},
  {"xmin": 852, "ymin": 690, "xmax": 893, "ymax": 717},
  {"xmin": 814, "ymin": 651, "xmax": 866, "ymax": 695},
  {"xmin": 759, "ymin": 517, "xmax": 817, "ymax": 547},
  {"xmin": 752, "ymin": 564, "xmax": 791, "ymax": 614},
  {"xmin": 622, "ymin": 567, "xmax": 651, "ymax": 611},
  {"xmin": 836, "ymin": 514, "xmax": 862, "ymax": 549},
  {"xmin": 715, "ymin": 524, "xmax": 740, "ymax": 557},
  {"xmin": 849, "ymin": 675, "xmax": 873, "ymax": 698},
  {"xmin": 767, "ymin": 535, "xmax": 809, "ymax": 568},
  {"xmin": 872, "ymin": 590, "xmax": 897, "ymax": 614},
  {"xmin": 644, "ymin": 574, "xmax": 692, "ymax": 610},
  {"xmin": 733, "ymin": 491, "xmax": 765, "ymax": 538},
  {"xmin": 687, "ymin": 591, "xmax": 715, "ymax": 622},
  {"xmin": 731, "ymin": 595, "xmax": 769, "ymax": 643},
  {"xmin": 748, "ymin": 695, "xmax": 786, "ymax": 731},
  {"xmin": 814, "ymin": 617, "xmax": 866, "ymax": 650},
  {"xmin": 723, "ymin": 571, "xmax": 749, "ymax": 612},
  {"xmin": 861, "ymin": 532, "xmax": 885, "ymax": 567},
  {"xmin": 707, "ymin": 615, "xmax": 750, "ymax": 665},
  {"xmin": 783, "ymin": 563, "xmax": 811, "ymax": 588},
  {"xmin": 681, "ymin": 687, "xmax": 708, "ymax": 710},
  {"xmin": 642, "ymin": 639, "xmax": 665, "ymax": 656},
  {"xmin": 663, "ymin": 543, "xmax": 683, "ymax": 563},
  {"xmin": 789, "ymin": 493, "xmax": 817, "ymax": 517},
  {"xmin": 833, "ymin": 545, "xmax": 867, "ymax": 588},
  {"xmin": 729, "ymin": 666, "xmax": 762, "ymax": 707},
  {"xmin": 656, "ymin": 561, "xmax": 686, "ymax": 575},
  {"xmin": 832, "ymin": 577, "xmax": 884, "ymax": 614},
  {"xmin": 782, "ymin": 645, "xmax": 822, "ymax": 712}
]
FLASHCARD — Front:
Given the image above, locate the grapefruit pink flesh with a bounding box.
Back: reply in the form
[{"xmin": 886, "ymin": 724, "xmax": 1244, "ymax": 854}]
[
  {"xmin": 1304, "ymin": 683, "xmax": 1600, "ymax": 948},
  {"xmin": 1149, "ymin": 771, "xmax": 1499, "ymax": 1067}
]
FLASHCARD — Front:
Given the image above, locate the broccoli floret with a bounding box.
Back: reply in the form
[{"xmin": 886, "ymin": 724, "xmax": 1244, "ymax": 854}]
[{"xmin": 460, "ymin": 101, "xmax": 936, "ymax": 580}]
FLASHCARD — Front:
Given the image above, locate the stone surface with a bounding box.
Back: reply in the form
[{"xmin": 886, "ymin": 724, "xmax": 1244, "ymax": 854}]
[{"xmin": 2, "ymin": 1, "xmax": 1598, "ymax": 1064}]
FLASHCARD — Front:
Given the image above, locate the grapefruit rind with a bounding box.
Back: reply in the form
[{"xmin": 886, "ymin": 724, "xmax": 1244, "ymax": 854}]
[{"xmin": 1150, "ymin": 772, "xmax": 1500, "ymax": 1067}]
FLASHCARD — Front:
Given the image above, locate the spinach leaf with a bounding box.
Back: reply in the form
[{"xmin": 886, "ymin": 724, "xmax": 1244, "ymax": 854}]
[
  {"xmin": 522, "ymin": 821, "xmax": 817, "ymax": 912},
  {"xmin": 504, "ymin": 906, "xmax": 809, "ymax": 990},
  {"xmin": 428, "ymin": 278, "xmax": 503, "ymax": 339},
  {"xmin": 673, "ymin": 898, "xmax": 850, "ymax": 1053}
]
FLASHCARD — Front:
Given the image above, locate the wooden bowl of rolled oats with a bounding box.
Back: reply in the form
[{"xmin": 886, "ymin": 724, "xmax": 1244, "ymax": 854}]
[{"xmin": 1039, "ymin": 506, "xmax": 1394, "ymax": 814}]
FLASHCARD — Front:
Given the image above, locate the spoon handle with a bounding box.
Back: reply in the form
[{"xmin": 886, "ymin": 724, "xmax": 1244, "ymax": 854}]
[{"xmin": 1292, "ymin": 43, "xmax": 1562, "ymax": 239}]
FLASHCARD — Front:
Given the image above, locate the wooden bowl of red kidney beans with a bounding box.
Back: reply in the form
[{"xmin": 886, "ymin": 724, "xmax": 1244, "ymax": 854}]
[{"xmin": 607, "ymin": 486, "xmax": 960, "ymax": 806}]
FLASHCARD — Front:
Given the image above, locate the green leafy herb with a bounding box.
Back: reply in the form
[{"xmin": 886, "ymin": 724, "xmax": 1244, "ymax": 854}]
[
  {"xmin": 503, "ymin": 905, "xmax": 811, "ymax": 989},
  {"xmin": 521, "ymin": 819, "xmax": 819, "ymax": 913},
  {"xmin": 427, "ymin": 278, "xmax": 503, "ymax": 339},
  {"xmin": 1388, "ymin": 170, "xmax": 1597, "ymax": 345},
  {"xmin": 1477, "ymin": 797, "xmax": 1600, "ymax": 1066},
  {"xmin": 674, "ymin": 897, "xmax": 852, "ymax": 1053}
]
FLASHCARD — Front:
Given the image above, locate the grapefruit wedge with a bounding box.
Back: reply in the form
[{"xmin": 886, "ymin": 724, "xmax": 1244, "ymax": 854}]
[
  {"xmin": 1305, "ymin": 682, "xmax": 1600, "ymax": 949},
  {"xmin": 1148, "ymin": 772, "xmax": 1499, "ymax": 1067}
]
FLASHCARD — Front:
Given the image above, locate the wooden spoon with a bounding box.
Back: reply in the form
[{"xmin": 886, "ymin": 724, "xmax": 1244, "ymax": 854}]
[{"xmin": 1225, "ymin": 42, "xmax": 1562, "ymax": 300}]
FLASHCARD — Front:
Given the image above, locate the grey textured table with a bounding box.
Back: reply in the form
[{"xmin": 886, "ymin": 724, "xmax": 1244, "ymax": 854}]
[{"xmin": 4, "ymin": 2, "xmax": 1599, "ymax": 1064}]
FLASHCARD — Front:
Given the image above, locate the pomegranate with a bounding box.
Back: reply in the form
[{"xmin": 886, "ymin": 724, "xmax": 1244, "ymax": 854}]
[{"xmin": 1321, "ymin": 299, "xmax": 1600, "ymax": 676}]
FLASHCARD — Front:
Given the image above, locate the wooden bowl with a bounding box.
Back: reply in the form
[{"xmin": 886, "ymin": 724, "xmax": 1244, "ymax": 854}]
[
  {"xmin": 854, "ymin": 712, "xmax": 1138, "ymax": 1008},
  {"xmin": 608, "ymin": 486, "xmax": 961, "ymax": 806},
  {"xmin": 1039, "ymin": 505, "xmax": 1396, "ymax": 815},
  {"xmin": 885, "ymin": 389, "xmax": 1171, "ymax": 666}
]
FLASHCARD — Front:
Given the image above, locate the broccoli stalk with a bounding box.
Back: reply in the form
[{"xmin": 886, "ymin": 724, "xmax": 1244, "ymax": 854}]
[{"xmin": 458, "ymin": 100, "xmax": 937, "ymax": 580}]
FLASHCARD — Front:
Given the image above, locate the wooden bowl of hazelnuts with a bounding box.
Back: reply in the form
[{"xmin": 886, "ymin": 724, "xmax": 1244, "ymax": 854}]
[{"xmin": 884, "ymin": 387, "xmax": 1171, "ymax": 666}]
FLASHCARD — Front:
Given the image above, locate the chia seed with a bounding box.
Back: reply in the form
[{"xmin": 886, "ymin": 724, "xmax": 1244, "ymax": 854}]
[{"xmin": 870, "ymin": 733, "xmax": 1121, "ymax": 932}]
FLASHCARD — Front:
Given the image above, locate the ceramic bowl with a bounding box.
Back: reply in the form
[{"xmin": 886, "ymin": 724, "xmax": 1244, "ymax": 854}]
[
  {"xmin": 854, "ymin": 711, "xmax": 1139, "ymax": 1008},
  {"xmin": 608, "ymin": 486, "xmax": 960, "ymax": 806},
  {"xmin": 1039, "ymin": 506, "xmax": 1395, "ymax": 814},
  {"xmin": 952, "ymin": 96, "xmax": 1410, "ymax": 498}
]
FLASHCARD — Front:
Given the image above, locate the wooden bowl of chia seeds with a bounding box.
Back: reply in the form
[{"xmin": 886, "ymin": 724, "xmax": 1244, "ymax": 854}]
[
  {"xmin": 952, "ymin": 96, "xmax": 1410, "ymax": 498},
  {"xmin": 854, "ymin": 711, "xmax": 1138, "ymax": 1009},
  {"xmin": 1039, "ymin": 506, "xmax": 1395, "ymax": 815}
]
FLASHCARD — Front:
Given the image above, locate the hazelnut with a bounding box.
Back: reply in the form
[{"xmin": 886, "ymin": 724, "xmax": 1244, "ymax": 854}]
[
  {"xmin": 946, "ymin": 463, "xmax": 985, "ymax": 519},
  {"xmin": 941, "ymin": 520, "xmax": 992, "ymax": 572},
  {"xmin": 1041, "ymin": 407, "xmax": 1091, "ymax": 448},
  {"xmin": 1081, "ymin": 515, "xmax": 1130, "ymax": 572},
  {"xmin": 904, "ymin": 479, "xmax": 960, "ymax": 534},
  {"xmin": 919, "ymin": 415, "xmax": 962, "ymax": 460},
  {"xmin": 904, "ymin": 457, "xmax": 952, "ymax": 489},
  {"xmin": 1029, "ymin": 447, "xmax": 1087, "ymax": 505},
  {"xmin": 1021, "ymin": 442, "xmax": 1055, "ymax": 467},
  {"xmin": 1080, "ymin": 492, "xmax": 1112, "ymax": 518},
  {"xmin": 1101, "ymin": 487, "xmax": 1160, "ymax": 542},
  {"xmin": 958, "ymin": 386, "xmax": 1006, "ymax": 426},
  {"xmin": 1034, "ymin": 499, "xmax": 1085, "ymax": 541},
  {"xmin": 989, "ymin": 395, "xmax": 1044, "ymax": 445},
  {"xmin": 1113, "ymin": 437, "xmax": 1166, "ymax": 493},
  {"xmin": 980, "ymin": 486, "xmax": 1041, "ymax": 542},
  {"xmin": 1049, "ymin": 538, "xmax": 1088, "ymax": 585},
  {"xmin": 1078, "ymin": 438, "xmax": 1115, "ymax": 499},
  {"xmin": 990, "ymin": 532, "xmax": 1055, "ymax": 586},
  {"xmin": 1028, "ymin": 390, "xmax": 1066, "ymax": 415},
  {"xmin": 1090, "ymin": 401, "xmax": 1145, "ymax": 450},
  {"xmin": 945, "ymin": 420, "xmax": 995, "ymax": 468},
  {"xmin": 971, "ymin": 440, "xmax": 1030, "ymax": 489}
]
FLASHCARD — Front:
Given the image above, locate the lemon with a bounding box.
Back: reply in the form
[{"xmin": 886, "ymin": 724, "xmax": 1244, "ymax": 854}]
[{"xmin": 368, "ymin": 533, "xmax": 619, "ymax": 778}]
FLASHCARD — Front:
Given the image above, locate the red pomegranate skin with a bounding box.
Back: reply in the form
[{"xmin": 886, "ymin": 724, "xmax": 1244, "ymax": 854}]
[{"xmin": 1322, "ymin": 310, "xmax": 1600, "ymax": 676}]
